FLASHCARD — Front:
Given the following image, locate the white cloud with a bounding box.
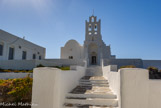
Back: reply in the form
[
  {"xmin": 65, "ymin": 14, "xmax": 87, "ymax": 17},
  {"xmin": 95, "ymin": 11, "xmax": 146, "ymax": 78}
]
[
  {"xmin": 0, "ymin": 0, "xmax": 58, "ymax": 21},
  {"xmin": 0, "ymin": 0, "xmax": 56, "ymax": 13}
]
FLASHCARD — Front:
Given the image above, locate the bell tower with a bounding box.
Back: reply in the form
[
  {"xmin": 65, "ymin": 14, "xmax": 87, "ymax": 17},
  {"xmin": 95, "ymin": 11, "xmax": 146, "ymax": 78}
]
[
  {"xmin": 84, "ymin": 15, "xmax": 104, "ymax": 66},
  {"xmin": 85, "ymin": 16, "xmax": 102, "ymax": 41},
  {"xmin": 84, "ymin": 15, "xmax": 116, "ymax": 66}
]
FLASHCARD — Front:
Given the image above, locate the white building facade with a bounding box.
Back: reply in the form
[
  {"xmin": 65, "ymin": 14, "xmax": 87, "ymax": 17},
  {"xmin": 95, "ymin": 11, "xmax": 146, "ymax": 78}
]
[
  {"xmin": 61, "ymin": 15, "xmax": 115, "ymax": 66},
  {"xmin": 32, "ymin": 16, "xmax": 161, "ymax": 108},
  {"xmin": 61, "ymin": 15, "xmax": 161, "ymax": 69},
  {"xmin": 1, "ymin": 15, "xmax": 161, "ymax": 70},
  {"xmin": 0, "ymin": 29, "xmax": 45, "ymax": 61}
]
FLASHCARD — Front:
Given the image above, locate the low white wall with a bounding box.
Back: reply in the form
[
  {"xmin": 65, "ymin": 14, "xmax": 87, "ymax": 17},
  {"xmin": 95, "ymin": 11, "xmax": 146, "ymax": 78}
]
[
  {"xmin": 103, "ymin": 65, "xmax": 161, "ymax": 108},
  {"xmin": 42, "ymin": 59, "xmax": 85, "ymax": 66},
  {"xmin": 0, "ymin": 72, "xmax": 32, "ymax": 79},
  {"xmin": 102, "ymin": 65, "xmax": 121, "ymax": 108},
  {"xmin": 32, "ymin": 66, "xmax": 86, "ymax": 108},
  {"xmin": 0, "ymin": 59, "xmax": 85, "ymax": 70},
  {"xmin": 120, "ymin": 68, "xmax": 161, "ymax": 108},
  {"xmin": 103, "ymin": 59, "xmax": 143, "ymax": 68},
  {"xmin": 0, "ymin": 60, "xmax": 36, "ymax": 70},
  {"xmin": 143, "ymin": 60, "xmax": 161, "ymax": 70}
]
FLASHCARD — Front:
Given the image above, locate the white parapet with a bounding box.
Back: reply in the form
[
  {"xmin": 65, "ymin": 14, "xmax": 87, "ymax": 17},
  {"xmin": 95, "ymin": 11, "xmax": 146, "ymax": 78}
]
[
  {"xmin": 103, "ymin": 65, "xmax": 161, "ymax": 108},
  {"xmin": 120, "ymin": 68, "xmax": 161, "ymax": 108},
  {"xmin": 31, "ymin": 66, "xmax": 86, "ymax": 108}
]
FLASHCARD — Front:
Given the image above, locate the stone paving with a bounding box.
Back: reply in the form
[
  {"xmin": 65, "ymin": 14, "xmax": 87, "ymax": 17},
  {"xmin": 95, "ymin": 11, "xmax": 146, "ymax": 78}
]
[{"xmin": 64, "ymin": 76, "xmax": 118, "ymax": 108}]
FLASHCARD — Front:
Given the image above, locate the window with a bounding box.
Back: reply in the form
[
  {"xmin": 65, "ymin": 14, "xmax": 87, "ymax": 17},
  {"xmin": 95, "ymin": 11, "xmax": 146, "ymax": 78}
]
[
  {"xmin": 39, "ymin": 56, "xmax": 41, "ymax": 60},
  {"xmin": 33, "ymin": 54, "xmax": 36, "ymax": 59},
  {"xmin": 91, "ymin": 17, "xmax": 94, "ymax": 22},
  {"xmin": 94, "ymin": 24, "xmax": 97, "ymax": 31},
  {"xmin": 69, "ymin": 56, "xmax": 73, "ymax": 59},
  {"xmin": 19, "ymin": 46, "xmax": 21, "ymax": 49},
  {"xmin": 22, "ymin": 51, "xmax": 27, "ymax": 60},
  {"xmin": 8, "ymin": 47, "xmax": 14, "ymax": 60},
  {"xmin": 0, "ymin": 44, "xmax": 3, "ymax": 56},
  {"xmin": 88, "ymin": 24, "xmax": 92, "ymax": 31}
]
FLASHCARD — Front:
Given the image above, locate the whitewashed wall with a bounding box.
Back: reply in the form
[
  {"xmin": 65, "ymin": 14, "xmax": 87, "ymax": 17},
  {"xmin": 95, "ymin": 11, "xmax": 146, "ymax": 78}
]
[
  {"xmin": 0, "ymin": 59, "xmax": 85, "ymax": 70},
  {"xmin": 0, "ymin": 29, "xmax": 45, "ymax": 60},
  {"xmin": 102, "ymin": 65, "xmax": 121, "ymax": 108},
  {"xmin": 103, "ymin": 65, "xmax": 161, "ymax": 108},
  {"xmin": 103, "ymin": 59, "xmax": 143, "ymax": 68},
  {"xmin": 32, "ymin": 66, "xmax": 86, "ymax": 108},
  {"xmin": 0, "ymin": 60, "xmax": 36, "ymax": 70},
  {"xmin": 39, "ymin": 59, "xmax": 85, "ymax": 66},
  {"xmin": 61, "ymin": 40, "xmax": 84, "ymax": 59},
  {"xmin": 143, "ymin": 60, "xmax": 161, "ymax": 70},
  {"xmin": 120, "ymin": 68, "xmax": 161, "ymax": 108},
  {"xmin": 0, "ymin": 72, "xmax": 32, "ymax": 79}
]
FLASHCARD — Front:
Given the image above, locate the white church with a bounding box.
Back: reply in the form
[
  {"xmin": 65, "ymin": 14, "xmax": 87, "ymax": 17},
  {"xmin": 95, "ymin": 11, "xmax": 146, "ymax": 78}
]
[
  {"xmin": 0, "ymin": 15, "xmax": 161, "ymax": 108},
  {"xmin": 0, "ymin": 15, "xmax": 161, "ymax": 70},
  {"xmin": 30, "ymin": 15, "xmax": 161, "ymax": 108},
  {"xmin": 60, "ymin": 15, "xmax": 161, "ymax": 69},
  {"xmin": 61, "ymin": 15, "xmax": 115, "ymax": 66}
]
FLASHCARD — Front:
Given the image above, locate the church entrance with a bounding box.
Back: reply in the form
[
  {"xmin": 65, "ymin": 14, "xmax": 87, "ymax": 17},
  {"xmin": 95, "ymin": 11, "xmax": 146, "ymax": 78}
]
[
  {"xmin": 90, "ymin": 51, "xmax": 97, "ymax": 65},
  {"xmin": 88, "ymin": 43, "xmax": 98, "ymax": 65},
  {"xmin": 91, "ymin": 56, "xmax": 97, "ymax": 65}
]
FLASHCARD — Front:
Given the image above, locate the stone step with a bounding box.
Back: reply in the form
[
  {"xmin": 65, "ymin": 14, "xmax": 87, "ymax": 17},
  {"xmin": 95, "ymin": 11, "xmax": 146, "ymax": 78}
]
[
  {"xmin": 64, "ymin": 106, "xmax": 78, "ymax": 108},
  {"xmin": 80, "ymin": 79, "xmax": 108, "ymax": 82},
  {"xmin": 70, "ymin": 87, "xmax": 112, "ymax": 94},
  {"xmin": 88, "ymin": 106, "xmax": 115, "ymax": 108},
  {"xmin": 79, "ymin": 81, "xmax": 108, "ymax": 85},
  {"xmin": 64, "ymin": 106, "xmax": 115, "ymax": 108},
  {"xmin": 81, "ymin": 76, "xmax": 107, "ymax": 80},
  {"xmin": 86, "ymin": 73, "xmax": 102, "ymax": 76},
  {"xmin": 79, "ymin": 84, "xmax": 109, "ymax": 87},
  {"xmin": 64, "ymin": 99, "xmax": 118, "ymax": 107},
  {"xmin": 66, "ymin": 93, "xmax": 117, "ymax": 99}
]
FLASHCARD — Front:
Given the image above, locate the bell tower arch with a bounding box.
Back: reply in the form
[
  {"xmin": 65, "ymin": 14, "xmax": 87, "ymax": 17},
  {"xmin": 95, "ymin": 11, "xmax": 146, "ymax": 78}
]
[
  {"xmin": 83, "ymin": 15, "xmax": 116, "ymax": 66},
  {"xmin": 84, "ymin": 15, "xmax": 103, "ymax": 66},
  {"xmin": 85, "ymin": 16, "xmax": 102, "ymax": 41}
]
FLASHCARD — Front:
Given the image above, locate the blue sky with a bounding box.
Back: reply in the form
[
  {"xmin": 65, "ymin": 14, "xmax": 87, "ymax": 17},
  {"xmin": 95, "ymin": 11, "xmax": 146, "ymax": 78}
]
[{"xmin": 0, "ymin": 0, "xmax": 161, "ymax": 59}]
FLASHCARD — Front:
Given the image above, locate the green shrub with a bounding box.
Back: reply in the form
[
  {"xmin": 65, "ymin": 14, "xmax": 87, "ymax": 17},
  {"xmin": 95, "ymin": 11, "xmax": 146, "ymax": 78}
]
[
  {"xmin": 148, "ymin": 66, "xmax": 158, "ymax": 72},
  {"xmin": 52, "ymin": 66, "xmax": 70, "ymax": 70},
  {"xmin": 0, "ymin": 68, "xmax": 33, "ymax": 73},
  {"xmin": 55, "ymin": 66, "xmax": 60, "ymax": 68},
  {"xmin": 37, "ymin": 64, "xmax": 45, "ymax": 67},
  {"xmin": 120, "ymin": 65, "xmax": 136, "ymax": 69},
  {"xmin": 0, "ymin": 75, "xmax": 33, "ymax": 102},
  {"xmin": 0, "ymin": 80, "xmax": 5, "ymax": 84},
  {"xmin": 60, "ymin": 66, "xmax": 70, "ymax": 70},
  {"xmin": 148, "ymin": 66, "xmax": 161, "ymax": 79}
]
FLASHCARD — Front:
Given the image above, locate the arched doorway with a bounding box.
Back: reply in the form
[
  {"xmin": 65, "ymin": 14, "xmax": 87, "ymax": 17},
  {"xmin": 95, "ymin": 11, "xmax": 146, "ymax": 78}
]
[
  {"xmin": 88, "ymin": 43, "xmax": 98, "ymax": 65},
  {"xmin": 91, "ymin": 52, "xmax": 97, "ymax": 65}
]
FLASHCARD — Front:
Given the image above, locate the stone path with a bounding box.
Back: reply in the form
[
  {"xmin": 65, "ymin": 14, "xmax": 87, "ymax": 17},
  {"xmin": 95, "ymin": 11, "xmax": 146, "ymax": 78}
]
[{"xmin": 64, "ymin": 76, "xmax": 118, "ymax": 108}]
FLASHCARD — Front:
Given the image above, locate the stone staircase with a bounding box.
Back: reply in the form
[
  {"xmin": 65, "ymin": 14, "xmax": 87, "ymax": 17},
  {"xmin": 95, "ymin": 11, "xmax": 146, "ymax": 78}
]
[
  {"xmin": 64, "ymin": 75, "xmax": 118, "ymax": 108},
  {"xmin": 85, "ymin": 66, "xmax": 103, "ymax": 76}
]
